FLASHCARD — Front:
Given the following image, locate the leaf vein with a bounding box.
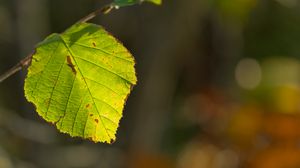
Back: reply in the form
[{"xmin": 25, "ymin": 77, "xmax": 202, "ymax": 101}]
[
  {"xmin": 73, "ymin": 55, "xmax": 132, "ymax": 84},
  {"xmin": 59, "ymin": 73, "xmax": 77, "ymax": 129},
  {"xmin": 59, "ymin": 36, "xmax": 112, "ymax": 141},
  {"xmin": 45, "ymin": 45, "xmax": 66, "ymax": 119},
  {"xmin": 71, "ymin": 94, "xmax": 85, "ymax": 135},
  {"xmin": 70, "ymin": 42, "xmax": 133, "ymax": 63},
  {"xmin": 85, "ymin": 76, "xmax": 123, "ymax": 98},
  {"xmin": 31, "ymin": 42, "xmax": 60, "ymax": 101},
  {"xmin": 92, "ymin": 96, "xmax": 121, "ymax": 117}
]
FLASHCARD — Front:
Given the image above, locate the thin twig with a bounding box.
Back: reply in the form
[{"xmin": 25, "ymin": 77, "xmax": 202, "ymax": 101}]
[
  {"xmin": 0, "ymin": 3, "xmax": 116, "ymax": 83},
  {"xmin": 77, "ymin": 4, "xmax": 115, "ymax": 24},
  {"xmin": 0, "ymin": 52, "xmax": 33, "ymax": 83}
]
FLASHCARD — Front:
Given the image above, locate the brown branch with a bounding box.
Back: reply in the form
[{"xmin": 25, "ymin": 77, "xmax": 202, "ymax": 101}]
[
  {"xmin": 77, "ymin": 4, "xmax": 115, "ymax": 23},
  {"xmin": 0, "ymin": 52, "xmax": 33, "ymax": 83},
  {"xmin": 0, "ymin": 3, "xmax": 116, "ymax": 83}
]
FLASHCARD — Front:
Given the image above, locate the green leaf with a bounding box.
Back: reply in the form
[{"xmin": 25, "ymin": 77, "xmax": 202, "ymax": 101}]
[
  {"xmin": 113, "ymin": 0, "xmax": 162, "ymax": 7},
  {"xmin": 24, "ymin": 23, "xmax": 137, "ymax": 143},
  {"xmin": 146, "ymin": 0, "xmax": 161, "ymax": 5}
]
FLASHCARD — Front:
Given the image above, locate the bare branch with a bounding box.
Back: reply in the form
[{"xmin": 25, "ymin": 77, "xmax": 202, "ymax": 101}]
[
  {"xmin": 0, "ymin": 52, "xmax": 33, "ymax": 83},
  {"xmin": 77, "ymin": 4, "xmax": 115, "ymax": 24},
  {"xmin": 0, "ymin": 3, "xmax": 117, "ymax": 83}
]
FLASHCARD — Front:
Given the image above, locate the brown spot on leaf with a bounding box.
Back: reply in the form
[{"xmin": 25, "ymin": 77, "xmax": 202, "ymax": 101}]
[
  {"xmin": 45, "ymin": 99, "xmax": 50, "ymax": 107},
  {"xmin": 92, "ymin": 42, "xmax": 96, "ymax": 47},
  {"xmin": 66, "ymin": 56, "xmax": 77, "ymax": 74},
  {"xmin": 87, "ymin": 137, "xmax": 93, "ymax": 141},
  {"xmin": 89, "ymin": 114, "xmax": 93, "ymax": 117},
  {"xmin": 32, "ymin": 57, "xmax": 39, "ymax": 62},
  {"xmin": 110, "ymin": 139, "xmax": 115, "ymax": 144},
  {"xmin": 95, "ymin": 119, "xmax": 99, "ymax": 123},
  {"xmin": 86, "ymin": 104, "xmax": 90, "ymax": 108}
]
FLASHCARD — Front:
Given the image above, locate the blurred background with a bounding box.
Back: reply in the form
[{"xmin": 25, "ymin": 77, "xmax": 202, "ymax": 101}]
[{"xmin": 1, "ymin": 0, "xmax": 300, "ymax": 167}]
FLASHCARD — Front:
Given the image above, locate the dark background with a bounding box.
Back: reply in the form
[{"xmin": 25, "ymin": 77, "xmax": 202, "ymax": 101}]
[{"xmin": 1, "ymin": 0, "xmax": 300, "ymax": 167}]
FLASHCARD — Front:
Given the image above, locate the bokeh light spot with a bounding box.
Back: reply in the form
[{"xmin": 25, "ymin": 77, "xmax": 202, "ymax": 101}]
[{"xmin": 235, "ymin": 58, "xmax": 262, "ymax": 90}]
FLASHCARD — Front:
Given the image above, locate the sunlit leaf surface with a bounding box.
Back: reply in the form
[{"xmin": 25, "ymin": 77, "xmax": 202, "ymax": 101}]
[{"xmin": 24, "ymin": 23, "xmax": 137, "ymax": 143}]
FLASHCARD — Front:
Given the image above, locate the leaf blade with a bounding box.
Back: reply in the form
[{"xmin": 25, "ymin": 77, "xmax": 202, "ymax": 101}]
[{"xmin": 24, "ymin": 23, "xmax": 137, "ymax": 143}]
